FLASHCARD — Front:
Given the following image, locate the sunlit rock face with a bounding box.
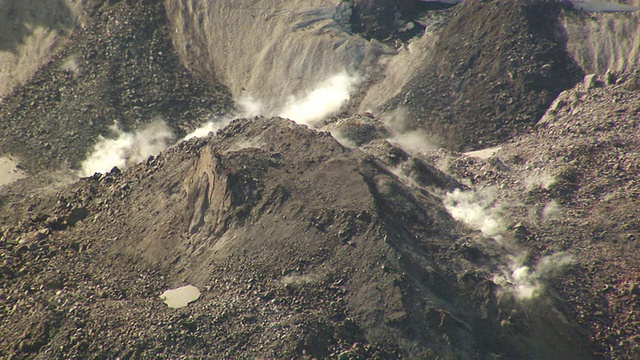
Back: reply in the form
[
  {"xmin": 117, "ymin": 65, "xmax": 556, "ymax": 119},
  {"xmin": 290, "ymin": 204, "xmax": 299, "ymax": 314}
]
[
  {"xmin": 561, "ymin": 5, "xmax": 640, "ymax": 74},
  {"xmin": 164, "ymin": 0, "xmax": 383, "ymax": 113},
  {"xmin": 163, "ymin": 0, "xmax": 639, "ymax": 152},
  {"xmin": 0, "ymin": 0, "xmax": 89, "ymax": 99}
]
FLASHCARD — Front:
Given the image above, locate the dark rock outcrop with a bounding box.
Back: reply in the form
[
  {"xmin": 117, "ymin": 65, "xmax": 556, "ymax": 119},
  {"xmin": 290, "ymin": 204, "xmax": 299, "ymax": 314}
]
[{"xmin": 380, "ymin": 0, "xmax": 584, "ymax": 151}]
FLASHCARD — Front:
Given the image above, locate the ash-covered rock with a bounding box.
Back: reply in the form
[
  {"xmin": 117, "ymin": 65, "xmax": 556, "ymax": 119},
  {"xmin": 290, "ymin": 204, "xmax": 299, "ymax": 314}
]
[
  {"xmin": 0, "ymin": 117, "xmax": 594, "ymax": 359},
  {"xmin": 1, "ymin": 1, "xmax": 639, "ymax": 359},
  {"xmin": 379, "ymin": 0, "xmax": 585, "ymax": 151},
  {"xmin": 429, "ymin": 73, "xmax": 640, "ymax": 359},
  {"xmin": 0, "ymin": 0, "xmax": 232, "ymax": 174}
]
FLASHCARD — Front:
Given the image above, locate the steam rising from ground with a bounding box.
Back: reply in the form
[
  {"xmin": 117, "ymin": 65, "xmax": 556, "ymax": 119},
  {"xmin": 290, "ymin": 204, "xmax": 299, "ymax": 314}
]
[
  {"xmin": 389, "ymin": 129, "xmax": 439, "ymax": 154},
  {"xmin": 542, "ymin": 200, "xmax": 562, "ymax": 220},
  {"xmin": 79, "ymin": 71, "xmax": 359, "ymax": 175},
  {"xmin": 498, "ymin": 253, "xmax": 575, "ymax": 299},
  {"xmin": 79, "ymin": 120, "xmax": 174, "ymax": 177},
  {"xmin": 182, "ymin": 118, "xmax": 232, "ymax": 141},
  {"xmin": 279, "ymin": 71, "xmax": 359, "ymax": 125},
  {"xmin": 443, "ymin": 188, "xmax": 573, "ymax": 300},
  {"xmin": 76, "ymin": 63, "xmax": 574, "ymax": 302},
  {"xmin": 444, "ymin": 188, "xmax": 507, "ymax": 245},
  {"xmin": 382, "ymin": 107, "xmax": 438, "ymax": 153},
  {"xmin": 228, "ymin": 70, "xmax": 360, "ymax": 126},
  {"xmin": 185, "ymin": 70, "xmax": 359, "ymax": 139},
  {"xmin": 236, "ymin": 95, "xmax": 265, "ymax": 118}
]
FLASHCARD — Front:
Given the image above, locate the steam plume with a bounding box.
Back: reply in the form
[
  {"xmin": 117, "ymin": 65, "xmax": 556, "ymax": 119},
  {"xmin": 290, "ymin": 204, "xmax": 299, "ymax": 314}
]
[
  {"xmin": 79, "ymin": 71, "xmax": 360, "ymax": 175},
  {"xmin": 79, "ymin": 120, "xmax": 174, "ymax": 177},
  {"xmin": 182, "ymin": 118, "xmax": 231, "ymax": 141},
  {"xmin": 185, "ymin": 70, "xmax": 360, "ymax": 140},
  {"xmin": 278, "ymin": 71, "xmax": 359, "ymax": 126},
  {"xmin": 443, "ymin": 187, "xmax": 573, "ymax": 300},
  {"xmin": 443, "ymin": 188, "xmax": 506, "ymax": 244},
  {"xmin": 496, "ymin": 252, "xmax": 575, "ymax": 300},
  {"xmin": 382, "ymin": 107, "xmax": 438, "ymax": 153}
]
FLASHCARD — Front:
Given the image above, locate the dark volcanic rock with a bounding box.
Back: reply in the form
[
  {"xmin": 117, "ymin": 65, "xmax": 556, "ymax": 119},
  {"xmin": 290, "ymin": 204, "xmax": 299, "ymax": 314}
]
[
  {"xmin": 1, "ymin": 1, "xmax": 638, "ymax": 359},
  {"xmin": 351, "ymin": 0, "xmax": 455, "ymax": 43},
  {"xmin": 429, "ymin": 75, "xmax": 640, "ymax": 359},
  {"xmin": 0, "ymin": 0, "xmax": 233, "ymax": 173},
  {"xmin": 381, "ymin": 0, "xmax": 584, "ymax": 151},
  {"xmin": 0, "ymin": 117, "xmax": 593, "ymax": 359}
]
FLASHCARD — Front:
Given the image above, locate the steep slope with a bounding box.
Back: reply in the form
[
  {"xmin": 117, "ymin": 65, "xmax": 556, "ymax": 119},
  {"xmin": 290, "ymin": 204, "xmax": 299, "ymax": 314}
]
[
  {"xmin": 0, "ymin": 0, "xmax": 232, "ymax": 175},
  {"xmin": 427, "ymin": 72, "xmax": 640, "ymax": 359},
  {"xmin": 2, "ymin": 0, "xmax": 639, "ymax": 359},
  {"xmin": 164, "ymin": 0, "xmax": 588, "ymax": 151},
  {"xmin": 164, "ymin": 0, "xmax": 383, "ymax": 113},
  {"xmin": 0, "ymin": 117, "xmax": 593, "ymax": 359},
  {"xmin": 367, "ymin": 0, "xmax": 584, "ymax": 151},
  {"xmin": 0, "ymin": 0, "xmax": 84, "ymax": 99},
  {"xmin": 562, "ymin": 2, "xmax": 640, "ymax": 73}
]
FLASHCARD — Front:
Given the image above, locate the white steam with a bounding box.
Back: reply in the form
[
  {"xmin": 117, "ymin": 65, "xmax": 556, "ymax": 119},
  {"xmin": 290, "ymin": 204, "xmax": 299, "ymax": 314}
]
[
  {"xmin": 232, "ymin": 70, "xmax": 361, "ymax": 126},
  {"xmin": 443, "ymin": 188, "xmax": 573, "ymax": 300},
  {"xmin": 542, "ymin": 200, "xmax": 562, "ymax": 220},
  {"xmin": 389, "ymin": 129, "xmax": 438, "ymax": 154},
  {"xmin": 79, "ymin": 71, "xmax": 359, "ymax": 176},
  {"xmin": 444, "ymin": 188, "xmax": 507, "ymax": 245},
  {"xmin": 79, "ymin": 120, "xmax": 174, "ymax": 177},
  {"xmin": 182, "ymin": 93, "xmax": 268, "ymax": 141},
  {"xmin": 186, "ymin": 70, "xmax": 360, "ymax": 140},
  {"xmin": 236, "ymin": 94, "xmax": 265, "ymax": 118},
  {"xmin": 382, "ymin": 107, "xmax": 438, "ymax": 153},
  {"xmin": 278, "ymin": 71, "xmax": 360, "ymax": 126},
  {"xmin": 496, "ymin": 253, "xmax": 575, "ymax": 300},
  {"xmin": 183, "ymin": 118, "xmax": 231, "ymax": 141}
]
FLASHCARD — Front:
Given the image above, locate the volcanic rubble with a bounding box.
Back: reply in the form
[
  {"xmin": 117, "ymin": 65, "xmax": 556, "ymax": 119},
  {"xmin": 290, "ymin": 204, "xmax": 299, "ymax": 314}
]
[{"xmin": 1, "ymin": 0, "xmax": 640, "ymax": 359}]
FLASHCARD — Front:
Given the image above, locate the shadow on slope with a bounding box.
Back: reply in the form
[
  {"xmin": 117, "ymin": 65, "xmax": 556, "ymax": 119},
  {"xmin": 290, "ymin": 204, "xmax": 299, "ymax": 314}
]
[{"xmin": 0, "ymin": 0, "xmax": 75, "ymax": 52}]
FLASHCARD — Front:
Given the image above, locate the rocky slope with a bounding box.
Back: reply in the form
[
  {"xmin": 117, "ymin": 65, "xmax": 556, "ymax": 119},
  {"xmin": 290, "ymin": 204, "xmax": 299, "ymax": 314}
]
[
  {"xmin": 1, "ymin": 0, "xmax": 640, "ymax": 359},
  {"xmin": 1, "ymin": 117, "xmax": 595, "ymax": 359},
  {"xmin": 0, "ymin": 0, "xmax": 232, "ymax": 174},
  {"xmin": 369, "ymin": 0, "xmax": 585, "ymax": 150},
  {"xmin": 563, "ymin": 0, "xmax": 640, "ymax": 74},
  {"xmin": 165, "ymin": 0, "xmax": 623, "ymax": 150},
  {"xmin": 0, "ymin": 0, "xmax": 85, "ymax": 99},
  {"xmin": 424, "ymin": 71, "xmax": 640, "ymax": 359}
]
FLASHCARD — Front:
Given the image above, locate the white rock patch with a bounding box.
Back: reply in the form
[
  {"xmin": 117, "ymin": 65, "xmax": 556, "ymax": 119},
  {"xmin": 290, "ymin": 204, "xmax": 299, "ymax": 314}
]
[{"xmin": 160, "ymin": 285, "xmax": 201, "ymax": 309}]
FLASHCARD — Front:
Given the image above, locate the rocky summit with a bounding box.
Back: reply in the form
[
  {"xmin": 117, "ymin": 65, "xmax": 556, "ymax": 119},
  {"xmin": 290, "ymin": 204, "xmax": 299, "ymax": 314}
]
[{"xmin": 1, "ymin": 0, "xmax": 640, "ymax": 359}]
